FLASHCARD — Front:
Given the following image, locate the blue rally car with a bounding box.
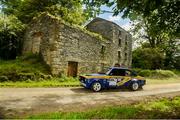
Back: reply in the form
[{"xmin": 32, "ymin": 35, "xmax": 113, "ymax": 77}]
[{"xmin": 79, "ymin": 67, "xmax": 146, "ymax": 92}]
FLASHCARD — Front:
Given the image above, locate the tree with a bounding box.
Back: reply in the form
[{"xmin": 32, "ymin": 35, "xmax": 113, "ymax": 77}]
[
  {"xmin": 163, "ymin": 38, "xmax": 179, "ymax": 69},
  {"xmin": 132, "ymin": 15, "xmax": 179, "ymax": 69},
  {"xmin": 173, "ymin": 55, "xmax": 180, "ymax": 70},
  {"xmin": 83, "ymin": 0, "xmax": 179, "ymax": 36},
  {"xmin": 0, "ymin": 0, "xmax": 87, "ymax": 60},
  {"xmin": 84, "ymin": 0, "xmax": 179, "ymax": 69},
  {"xmin": 0, "ymin": 15, "xmax": 25, "ymax": 60},
  {"xmin": 1, "ymin": 0, "xmax": 86, "ymax": 25},
  {"xmin": 0, "ymin": 0, "xmax": 88, "ymax": 59},
  {"xmin": 82, "ymin": 0, "xmax": 113, "ymax": 19}
]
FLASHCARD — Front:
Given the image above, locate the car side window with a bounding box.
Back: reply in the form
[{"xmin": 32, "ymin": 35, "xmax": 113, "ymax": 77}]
[
  {"xmin": 109, "ymin": 69, "xmax": 126, "ymax": 76},
  {"xmin": 125, "ymin": 70, "xmax": 131, "ymax": 76}
]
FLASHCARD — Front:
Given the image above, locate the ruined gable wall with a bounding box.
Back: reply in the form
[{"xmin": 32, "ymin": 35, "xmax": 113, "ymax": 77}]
[
  {"xmin": 86, "ymin": 18, "xmax": 132, "ymax": 67},
  {"xmin": 23, "ymin": 15, "xmax": 61, "ymax": 71},
  {"xmin": 23, "ymin": 14, "xmax": 113, "ymax": 75},
  {"xmin": 52, "ymin": 22, "xmax": 112, "ymax": 75}
]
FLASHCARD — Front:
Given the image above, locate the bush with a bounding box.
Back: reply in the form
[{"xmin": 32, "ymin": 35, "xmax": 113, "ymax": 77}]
[
  {"xmin": 133, "ymin": 69, "xmax": 177, "ymax": 79},
  {"xmin": 0, "ymin": 70, "xmax": 52, "ymax": 82},
  {"xmin": 132, "ymin": 48, "xmax": 165, "ymax": 69},
  {"xmin": 0, "ymin": 53, "xmax": 51, "ymax": 82},
  {"xmin": 173, "ymin": 56, "xmax": 180, "ymax": 70},
  {"xmin": 171, "ymin": 70, "xmax": 180, "ymax": 76},
  {"xmin": 153, "ymin": 70, "xmax": 176, "ymax": 78},
  {"xmin": 0, "ymin": 76, "xmax": 9, "ymax": 82},
  {"xmin": 139, "ymin": 70, "xmax": 152, "ymax": 77}
]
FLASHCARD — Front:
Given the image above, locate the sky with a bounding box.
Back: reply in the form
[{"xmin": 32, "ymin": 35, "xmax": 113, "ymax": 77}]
[
  {"xmin": 97, "ymin": 5, "xmax": 132, "ymax": 31},
  {"xmin": 96, "ymin": 5, "xmax": 143, "ymax": 49},
  {"xmin": 0, "ymin": 3, "xmax": 132, "ymax": 31}
]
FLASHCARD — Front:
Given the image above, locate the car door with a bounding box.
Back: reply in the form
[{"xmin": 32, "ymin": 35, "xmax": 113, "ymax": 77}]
[
  {"xmin": 107, "ymin": 68, "xmax": 126, "ymax": 87},
  {"xmin": 117, "ymin": 70, "xmax": 131, "ymax": 86}
]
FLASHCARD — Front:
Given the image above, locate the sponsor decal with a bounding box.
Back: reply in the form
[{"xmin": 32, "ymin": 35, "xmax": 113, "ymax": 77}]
[
  {"xmin": 108, "ymin": 78, "xmax": 124, "ymax": 86},
  {"xmin": 132, "ymin": 78, "xmax": 138, "ymax": 81},
  {"xmin": 117, "ymin": 77, "xmax": 131, "ymax": 86},
  {"xmin": 109, "ymin": 81, "xmax": 117, "ymax": 86}
]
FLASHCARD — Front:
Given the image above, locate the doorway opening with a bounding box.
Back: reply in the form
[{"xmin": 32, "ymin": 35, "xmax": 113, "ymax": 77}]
[{"xmin": 68, "ymin": 61, "xmax": 78, "ymax": 77}]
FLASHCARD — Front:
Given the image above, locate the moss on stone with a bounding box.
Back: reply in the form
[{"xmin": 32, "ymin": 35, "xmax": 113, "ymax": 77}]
[{"xmin": 32, "ymin": 12, "xmax": 108, "ymax": 42}]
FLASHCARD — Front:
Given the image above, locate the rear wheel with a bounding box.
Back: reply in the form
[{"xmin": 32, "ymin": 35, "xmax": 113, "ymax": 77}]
[
  {"xmin": 91, "ymin": 82, "xmax": 102, "ymax": 92},
  {"xmin": 130, "ymin": 82, "xmax": 139, "ymax": 91}
]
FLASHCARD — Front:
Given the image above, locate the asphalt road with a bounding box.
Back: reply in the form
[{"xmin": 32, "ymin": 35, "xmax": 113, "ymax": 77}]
[{"xmin": 1, "ymin": 83, "xmax": 180, "ymax": 118}]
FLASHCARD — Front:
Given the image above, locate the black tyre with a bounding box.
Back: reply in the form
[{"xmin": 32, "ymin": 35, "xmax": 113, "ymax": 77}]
[
  {"xmin": 130, "ymin": 82, "xmax": 139, "ymax": 91},
  {"xmin": 91, "ymin": 82, "xmax": 102, "ymax": 92}
]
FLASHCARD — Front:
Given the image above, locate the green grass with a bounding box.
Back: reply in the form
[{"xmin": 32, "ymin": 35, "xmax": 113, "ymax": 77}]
[
  {"xmin": 1, "ymin": 76, "xmax": 179, "ymax": 88},
  {"xmin": 0, "ymin": 53, "xmax": 49, "ymax": 74},
  {"xmin": 0, "ymin": 54, "xmax": 180, "ymax": 87},
  {"xmin": 0, "ymin": 77, "xmax": 179, "ymax": 88},
  {"xmin": 27, "ymin": 97, "xmax": 180, "ymax": 119},
  {"xmin": 28, "ymin": 106, "xmax": 139, "ymax": 119},
  {"xmin": 0, "ymin": 53, "xmax": 50, "ymax": 82},
  {"xmin": 133, "ymin": 69, "xmax": 179, "ymax": 78},
  {"xmin": 172, "ymin": 69, "xmax": 180, "ymax": 77},
  {"xmin": 0, "ymin": 76, "xmax": 80, "ymax": 87},
  {"xmin": 146, "ymin": 77, "xmax": 180, "ymax": 84},
  {"xmin": 0, "ymin": 53, "xmax": 82, "ymax": 87}
]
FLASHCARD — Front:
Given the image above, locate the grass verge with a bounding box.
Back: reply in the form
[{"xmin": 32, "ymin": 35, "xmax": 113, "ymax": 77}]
[
  {"xmin": 133, "ymin": 68, "xmax": 180, "ymax": 78},
  {"xmin": 0, "ymin": 77, "xmax": 179, "ymax": 88},
  {"xmin": 0, "ymin": 55, "xmax": 179, "ymax": 87},
  {"xmin": 146, "ymin": 77, "xmax": 180, "ymax": 84},
  {"xmin": 0, "ymin": 77, "xmax": 80, "ymax": 87},
  {"xmin": 0, "ymin": 53, "xmax": 51, "ymax": 82},
  {"xmin": 27, "ymin": 97, "xmax": 180, "ymax": 119}
]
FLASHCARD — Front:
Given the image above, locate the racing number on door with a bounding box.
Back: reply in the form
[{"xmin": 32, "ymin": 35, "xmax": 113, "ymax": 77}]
[
  {"xmin": 117, "ymin": 77, "xmax": 131, "ymax": 86},
  {"xmin": 109, "ymin": 78, "xmax": 122, "ymax": 86}
]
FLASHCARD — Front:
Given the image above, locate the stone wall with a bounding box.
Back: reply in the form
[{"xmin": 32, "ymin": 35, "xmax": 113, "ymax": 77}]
[
  {"xmin": 57, "ymin": 24, "xmax": 106, "ymax": 74},
  {"xmin": 23, "ymin": 14, "xmax": 132, "ymax": 76},
  {"xmin": 23, "ymin": 14, "xmax": 112, "ymax": 75},
  {"xmin": 86, "ymin": 17, "xmax": 132, "ymax": 67}
]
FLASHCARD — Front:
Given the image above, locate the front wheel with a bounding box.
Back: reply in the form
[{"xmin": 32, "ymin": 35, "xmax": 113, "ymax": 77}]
[
  {"xmin": 91, "ymin": 82, "xmax": 102, "ymax": 92},
  {"xmin": 130, "ymin": 82, "xmax": 139, "ymax": 91}
]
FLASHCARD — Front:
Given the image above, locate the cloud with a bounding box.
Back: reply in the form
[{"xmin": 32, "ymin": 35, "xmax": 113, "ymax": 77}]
[
  {"xmin": 107, "ymin": 15, "xmax": 132, "ymax": 31},
  {"xmin": 121, "ymin": 22, "xmax": 133, "ymax": 31},
  {"xmin": 108, "ymin": 16, "xmax": 121, "ymax": 22}
]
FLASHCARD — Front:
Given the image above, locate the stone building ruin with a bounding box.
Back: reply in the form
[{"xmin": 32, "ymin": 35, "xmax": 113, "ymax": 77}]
[{"xmin": 23, "ymin": 14, "xmax": 132, "ymax": 77}]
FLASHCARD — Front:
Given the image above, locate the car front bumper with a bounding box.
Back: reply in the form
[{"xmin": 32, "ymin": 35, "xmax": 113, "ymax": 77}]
[
  {"xmin": 81, "ymin": 82, "xmax": 86, "ymax": 87},
  {"xmin": 140, "ymin": 80, "xmax": 146, "ymax": 86}
]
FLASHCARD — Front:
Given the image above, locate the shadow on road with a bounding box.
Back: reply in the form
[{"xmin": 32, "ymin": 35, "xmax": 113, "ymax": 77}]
[
  {"xmin": 70, "ymin": 87, "xmax": 131, "ymax": 93},
  {"xmin": 0, "ymin": 107, "xmax": 5, "ymax": 119}
]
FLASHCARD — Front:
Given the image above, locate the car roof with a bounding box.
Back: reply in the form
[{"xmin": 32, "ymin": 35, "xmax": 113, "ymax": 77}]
[{"xmin": 110, "ymin": 67, "xmax": 129, "ymax": 70}]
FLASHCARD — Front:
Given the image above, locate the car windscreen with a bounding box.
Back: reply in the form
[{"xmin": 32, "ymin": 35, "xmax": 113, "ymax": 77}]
[{"xmin": 106, "ymin": 68, "xmax": 126, "ymax": 76}]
